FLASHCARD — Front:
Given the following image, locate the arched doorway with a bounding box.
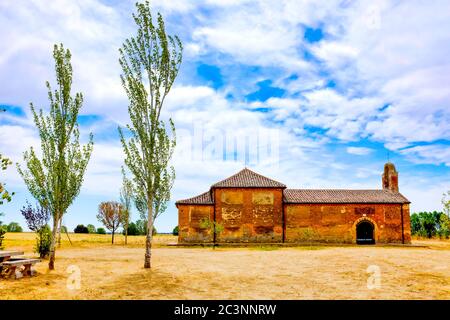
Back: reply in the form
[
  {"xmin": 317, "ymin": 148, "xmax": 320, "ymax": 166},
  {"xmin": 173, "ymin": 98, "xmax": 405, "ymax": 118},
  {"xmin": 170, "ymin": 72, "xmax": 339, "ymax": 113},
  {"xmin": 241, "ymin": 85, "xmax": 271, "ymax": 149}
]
[{"xmin": 356, "ymin": 220, "xmax": 375, "ymax": 244}]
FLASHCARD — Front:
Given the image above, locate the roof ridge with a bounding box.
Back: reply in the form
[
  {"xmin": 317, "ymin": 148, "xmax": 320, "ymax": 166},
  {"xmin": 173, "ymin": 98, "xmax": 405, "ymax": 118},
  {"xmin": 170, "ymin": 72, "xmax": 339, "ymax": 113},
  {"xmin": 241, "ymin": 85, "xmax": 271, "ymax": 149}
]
[
  {"xmin": 175, "ymin": 190, "xmax": 213, "ymax": 205},
  {"xmin": 212, "ymin": 167, "xmax": 286, "ymax": 188}
]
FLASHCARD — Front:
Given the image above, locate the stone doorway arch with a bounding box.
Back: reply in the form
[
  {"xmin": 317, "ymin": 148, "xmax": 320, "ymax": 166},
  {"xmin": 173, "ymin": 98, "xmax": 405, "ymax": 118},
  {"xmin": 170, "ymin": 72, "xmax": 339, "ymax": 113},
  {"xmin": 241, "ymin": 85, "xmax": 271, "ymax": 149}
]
[
  {"xmin": 351, "ymin": 217, "xmax": 378, "ymax": 244},
  {"xmin": 356, "ymin": 220, "xmax": 375, "ymax": 244}
]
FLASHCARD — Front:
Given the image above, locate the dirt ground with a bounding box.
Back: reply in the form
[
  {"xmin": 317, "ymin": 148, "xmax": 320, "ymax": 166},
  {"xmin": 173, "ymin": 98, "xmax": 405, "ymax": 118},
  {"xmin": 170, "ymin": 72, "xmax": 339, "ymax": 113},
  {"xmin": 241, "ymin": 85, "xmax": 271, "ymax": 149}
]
[{"xmin": 1, "ymin": 233, "xmax": 449, "ymax": 300}]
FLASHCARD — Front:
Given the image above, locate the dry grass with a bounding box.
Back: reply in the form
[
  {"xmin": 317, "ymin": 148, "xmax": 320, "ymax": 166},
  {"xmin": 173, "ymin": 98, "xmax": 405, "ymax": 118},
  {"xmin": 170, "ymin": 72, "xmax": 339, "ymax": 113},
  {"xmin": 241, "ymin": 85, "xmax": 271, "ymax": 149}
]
[{"xmin": 1, "ymin": 233, "xmax": 449, "ymax": 300}]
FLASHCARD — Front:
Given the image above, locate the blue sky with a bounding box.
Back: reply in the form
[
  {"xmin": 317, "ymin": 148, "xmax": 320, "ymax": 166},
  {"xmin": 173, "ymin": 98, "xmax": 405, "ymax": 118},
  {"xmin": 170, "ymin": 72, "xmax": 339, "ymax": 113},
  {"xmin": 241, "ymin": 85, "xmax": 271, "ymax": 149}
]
[{"xmin": 1, "ymin": 0, "xmax": 450, "ymax": 232}]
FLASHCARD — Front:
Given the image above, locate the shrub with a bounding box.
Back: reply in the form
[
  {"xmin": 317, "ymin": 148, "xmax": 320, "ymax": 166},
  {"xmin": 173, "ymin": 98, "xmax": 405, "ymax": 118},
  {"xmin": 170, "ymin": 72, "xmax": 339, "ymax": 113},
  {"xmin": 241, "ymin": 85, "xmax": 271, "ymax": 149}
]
[
  {"xmin": 96, "ymin": 227, "xmax": 106, "ymax": 234},
  {"xmin": 0, "ymin": 225, "xmax": 6, "ymax": 250},
  {"xmin": 20, "ymin": 202, "xmax": 50, "ymax": 257},
  {"xmin": 74, "ymin": 224, "xmax": 89, "ymax": 233},
  {"xmin": 6, "ymin": 222, "xmax": 23, "ymax": 232},
  {"xmin": 172, "ymin": 225, "xmax": 179, "ymax": 236},
  {"xmin": 36, "ymin": 225, "xmax": 52, "ymax": 258}
]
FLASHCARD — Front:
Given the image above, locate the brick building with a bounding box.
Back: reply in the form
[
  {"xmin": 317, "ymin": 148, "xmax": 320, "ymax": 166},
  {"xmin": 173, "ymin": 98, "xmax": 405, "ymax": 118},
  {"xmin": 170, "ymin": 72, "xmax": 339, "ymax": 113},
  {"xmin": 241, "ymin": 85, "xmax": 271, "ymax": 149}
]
[{"xmin": 176, "ymin": 162, "xmax": 411, "ymax": 244}]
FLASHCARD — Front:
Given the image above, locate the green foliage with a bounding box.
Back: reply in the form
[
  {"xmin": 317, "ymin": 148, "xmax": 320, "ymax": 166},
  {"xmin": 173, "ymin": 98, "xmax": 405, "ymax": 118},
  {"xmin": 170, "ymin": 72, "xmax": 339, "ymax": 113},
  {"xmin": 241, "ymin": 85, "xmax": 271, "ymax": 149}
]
[
  {"xmin": 437, "ymin": 214, "xmax": 450, "ymax": 239},
  {"xmin": 172, "ymin": 225, "xmax": 179, "ymax": 236},
  {"xmin": 96, "ymin": 227, "xmax": 106, "ymax": 235},
  {"xmin": 124, "ymin": 222, "xmax": 140, "ymax": 235},
  {"xmin": 74, "ymin": 224, "xmax": 89, "ymax": 234},
  {"xmin": 16, "ymin": 44, "xmax": 94, "ymax": 269},
  {"xmin": 410, "ymin": 211, "xmax": 447, "ymax": 238},
  {"xmin": 6, "ymin": 222, "xmax": 23, "ymax": 233},
  {"xmin": 124, "ymin": 220, "xmax": 156, "ymax": 235},
  {"xmin": 36, "ymin": 225, "xmax": 52, "ymax": 258},
  {"xmin": 60, "ymin": 225, "xmax": 68, "ymax": 233},
  {"xmin": 199, "ymin": 217, "xmax": 224, "ymax": 245},
  {"xmin": 0, "ymin": 154, "xmax": 15, "ymax": 205},
  {"xmin": 87, "ymin": 224, "xmax": 96, "ymax": 234},
  {"xmin": 118, "ymin": 1, "xmax": 182, "ymax": 267}
]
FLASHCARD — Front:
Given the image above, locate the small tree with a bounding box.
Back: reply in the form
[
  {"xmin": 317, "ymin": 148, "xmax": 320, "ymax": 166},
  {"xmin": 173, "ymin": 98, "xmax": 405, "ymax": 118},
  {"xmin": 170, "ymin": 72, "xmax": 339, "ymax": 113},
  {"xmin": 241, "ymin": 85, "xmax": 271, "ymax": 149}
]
[
  {"xmin": 97, "ymin": 201, "xmax": 124, "ymax": 244},
  {"xmin": 87, "ymin": 224, "xmax": 96, "ymax": 234},
  {"xmin": 120, "ymin": 168, "xmax": 133, "ymax": 245},
  {"xmin": 96, "ymin": 227, "xmax": 106, "ymax": 235},
  {"xmin": 199, "ymin": 217, "xmax": 224, "ymax": 249},
  {"xmin": 172, "ymin": 225, "xmax": 179, "ymax": 236},
  {"xmin": 6, "ymin": 222, "xmax": 23, "ymax": 233},
  {"xmin": 74, "ymin": 224, "xmax": 89, "ymax": 234},
  {"xmin": 20, "ymin": 203, "xmax": 51, "ymax": 258}
]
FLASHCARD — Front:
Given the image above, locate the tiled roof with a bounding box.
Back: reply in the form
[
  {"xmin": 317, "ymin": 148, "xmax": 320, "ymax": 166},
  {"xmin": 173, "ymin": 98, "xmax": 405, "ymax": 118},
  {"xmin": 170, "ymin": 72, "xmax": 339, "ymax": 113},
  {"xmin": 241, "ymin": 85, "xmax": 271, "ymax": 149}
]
[
  {"xmin": 175, "ymin": 191, "xmax": 213, "ymax": 205},
  {"xmin": 212, "ymin": 168, "xmax": 286, "ymax": 188},
  {"xmin": 283, "ymin": 189, "xmax": 410, "ymax": 204}
]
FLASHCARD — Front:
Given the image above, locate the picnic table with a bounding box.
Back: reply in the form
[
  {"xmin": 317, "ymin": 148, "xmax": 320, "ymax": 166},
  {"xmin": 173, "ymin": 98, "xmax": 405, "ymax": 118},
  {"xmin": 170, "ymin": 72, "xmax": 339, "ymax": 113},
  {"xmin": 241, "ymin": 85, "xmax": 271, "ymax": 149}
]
[
  {"xmin": 0, "ymin": 250, "xmax": 40, "ymax": 279},
  {"xmin": 0, "ymin": 251, "xmax": 24, "ymax": 262}
]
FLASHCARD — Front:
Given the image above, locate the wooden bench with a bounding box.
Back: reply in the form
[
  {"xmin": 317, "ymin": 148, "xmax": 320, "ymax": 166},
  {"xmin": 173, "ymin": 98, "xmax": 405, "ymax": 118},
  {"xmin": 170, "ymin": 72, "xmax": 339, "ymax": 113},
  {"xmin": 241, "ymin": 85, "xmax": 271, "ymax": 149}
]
[{"xmin": 0, "ymin": 258, "xmax": 41, "ymax": 279}]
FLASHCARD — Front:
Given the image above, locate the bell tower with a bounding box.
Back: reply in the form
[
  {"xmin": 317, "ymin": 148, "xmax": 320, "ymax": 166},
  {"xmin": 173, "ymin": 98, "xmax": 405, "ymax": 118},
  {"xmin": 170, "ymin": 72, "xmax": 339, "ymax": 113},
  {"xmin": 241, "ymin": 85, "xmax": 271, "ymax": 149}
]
[{"xmin": 382, "ymin": 162, "xmax": 399, "ymax": 192}]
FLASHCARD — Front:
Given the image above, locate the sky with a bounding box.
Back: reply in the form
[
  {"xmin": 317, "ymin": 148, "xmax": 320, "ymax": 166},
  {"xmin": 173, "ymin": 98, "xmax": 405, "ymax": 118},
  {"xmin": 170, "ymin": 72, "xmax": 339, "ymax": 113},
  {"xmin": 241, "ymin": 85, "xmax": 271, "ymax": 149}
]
[{"xmin": 1, "ymin": 0, "xmax": 449, "ymax": 232}]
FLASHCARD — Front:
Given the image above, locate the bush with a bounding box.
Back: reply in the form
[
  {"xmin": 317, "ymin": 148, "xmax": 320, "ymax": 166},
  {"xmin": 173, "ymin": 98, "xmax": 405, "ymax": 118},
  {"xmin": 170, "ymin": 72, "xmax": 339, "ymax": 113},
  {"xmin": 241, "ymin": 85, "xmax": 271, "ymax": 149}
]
[
  {"xmin": 0, "ymin": 225, "xmax": 6, "ymax": 250},
  {"xmin": 6, "ymin": 222, "xmax": 23, "ymax": 232},
  {"xmin": 36, "ymin": 225, "xmax": 52, "ymax": 258},
  {"xmin": 96, "ymin": 227, "xmax": 106, "ymax": 234},
  {"xmin": 172, "ymin": 226, "xmax": 179, "ymax": 236},
  {"xmin": 74, "ymin": 224, "xmax": 89, "ymax": 233}
]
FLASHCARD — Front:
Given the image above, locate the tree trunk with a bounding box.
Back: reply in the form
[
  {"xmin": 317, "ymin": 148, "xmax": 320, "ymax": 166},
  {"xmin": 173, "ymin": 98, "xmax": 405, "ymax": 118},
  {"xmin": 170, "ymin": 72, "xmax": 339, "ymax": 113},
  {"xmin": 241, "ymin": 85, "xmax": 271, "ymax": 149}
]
[
  {"xmin": 57, "ymin": 219, "xmax": 62, "ymax": 248},
  {"xmin": 112, "ymin": 228, "xmax": 115, "ymax": 244},
  {"xmin": 144, "ymin": 202, "xmax": 153, "ymax": 269},
  {"xmin": 48, "ymin": 213, "xmax": 60, "ymax": 270},
  {"xmin": 125, "ymin": 221, "xmax": 128, "ymax": 245}
]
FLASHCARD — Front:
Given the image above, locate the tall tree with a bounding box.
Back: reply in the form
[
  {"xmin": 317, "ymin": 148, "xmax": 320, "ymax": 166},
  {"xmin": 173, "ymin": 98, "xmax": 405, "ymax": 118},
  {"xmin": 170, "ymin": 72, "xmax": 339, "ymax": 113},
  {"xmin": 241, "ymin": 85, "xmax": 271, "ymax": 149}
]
[
  {"xmin": 17, "ymin": 44, "xmax": 94, "ymax": 270},
  {"xmin": 97, "ymin": 201, "xmax": 124, "ymax": 244},
  {"xmin": 120, "ymin": 168, "xmax": 133, "ymax": 245},
  {"xmin": 118, "ymin": 1, "xmax": 182, "ymax": 268}
]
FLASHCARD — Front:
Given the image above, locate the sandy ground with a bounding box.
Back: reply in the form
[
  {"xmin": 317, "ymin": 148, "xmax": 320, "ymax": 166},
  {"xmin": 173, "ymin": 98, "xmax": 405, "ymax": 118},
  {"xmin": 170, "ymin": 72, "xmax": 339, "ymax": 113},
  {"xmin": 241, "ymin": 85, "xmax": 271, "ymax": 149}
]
[{"xmin": 1, "ymin": 233, "xmax": 449, "ymax": 300}]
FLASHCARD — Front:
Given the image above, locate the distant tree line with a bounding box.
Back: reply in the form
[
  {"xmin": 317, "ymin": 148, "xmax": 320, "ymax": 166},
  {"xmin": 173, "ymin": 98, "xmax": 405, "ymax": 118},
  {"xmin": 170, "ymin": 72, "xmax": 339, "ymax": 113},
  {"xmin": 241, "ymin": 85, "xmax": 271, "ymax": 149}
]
[{"xmin": 411, "ymin": 211, "xmax": 450, "ymax": 239}]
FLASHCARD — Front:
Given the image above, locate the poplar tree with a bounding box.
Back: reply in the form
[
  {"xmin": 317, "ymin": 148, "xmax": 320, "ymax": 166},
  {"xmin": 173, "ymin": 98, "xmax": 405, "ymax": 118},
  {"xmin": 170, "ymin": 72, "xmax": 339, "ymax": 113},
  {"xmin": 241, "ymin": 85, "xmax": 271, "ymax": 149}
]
[
  {"xmin": 118, "ymin": 1, "xmax": 182, "ymax": 268},
  {"xmin": 17, "ymin": 44, "xmax": 94, "ymax": 270}
]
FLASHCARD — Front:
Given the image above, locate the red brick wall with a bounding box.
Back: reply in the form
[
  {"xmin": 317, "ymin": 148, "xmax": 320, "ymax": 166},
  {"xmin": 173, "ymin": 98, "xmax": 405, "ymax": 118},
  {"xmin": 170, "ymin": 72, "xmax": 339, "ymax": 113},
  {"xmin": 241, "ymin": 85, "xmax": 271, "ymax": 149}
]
[
  {"xmin": 214, "ymin": 188, "xmax": 284, "ymax": 243},
  {"xmin": 177, "ymin": 196, "xmax": 411, "ymax": 244},
  {"xmin": 284, "ymin": 203, "xmax": 411, "ymax": 244},
  {"xmin": 177, "ymin": 204, "xmax": 214, "ymax": 243}
]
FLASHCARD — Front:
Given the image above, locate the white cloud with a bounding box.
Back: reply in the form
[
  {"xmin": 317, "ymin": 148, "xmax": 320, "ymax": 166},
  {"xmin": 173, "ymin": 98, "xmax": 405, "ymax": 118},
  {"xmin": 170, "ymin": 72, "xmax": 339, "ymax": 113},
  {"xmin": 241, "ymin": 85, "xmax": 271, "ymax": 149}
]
[
  {"xmin": 347, "ymin": 147, "xmax": 374, "ymax": 156},
  {"xmin": 400, "ymin": 145, "xmax": 450, "ymax": 167}
]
